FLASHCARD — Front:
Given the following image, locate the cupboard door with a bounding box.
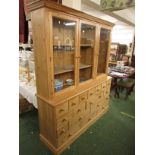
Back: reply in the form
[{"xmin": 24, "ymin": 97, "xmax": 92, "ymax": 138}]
[
  {"xmin": 97, "ymin": 28, "xmax": 110, "ymax": 75},
  {"xmin": 79, "ymin": 23, "xmax": 96, "ymax": 83},
  {"xmin": 52, "ymin": 16, "xmax": 77, "ymax": 92}
]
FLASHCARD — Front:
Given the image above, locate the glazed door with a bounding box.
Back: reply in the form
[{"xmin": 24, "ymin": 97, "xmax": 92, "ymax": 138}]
[
  {"xmin": 97, "ymin": 27, "xmax": 111, "ymax": 75},
  {"xmin": 52, "ymin": 16, "xmax": 78, "ymax": 92},
  {"xmin": 79, "ymin": 22, "xmax": 96, "ymax": 83}
]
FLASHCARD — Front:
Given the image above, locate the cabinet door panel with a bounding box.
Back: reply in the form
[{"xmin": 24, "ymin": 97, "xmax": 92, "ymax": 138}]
[
  {"xmin": 97, "ymin": 28, "xmax": 110, "ymax": 75},
  {"xmin": 79, "ymin": 22, "xmax": 96, "ymax": 83},
  {"xmin": 52, "ymin": 16, "xmax": 77, "ymax": 92}
]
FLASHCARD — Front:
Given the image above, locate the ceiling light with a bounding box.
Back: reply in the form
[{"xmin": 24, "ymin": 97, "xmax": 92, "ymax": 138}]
[{"xmin": 64, "ymin": 22, "xmax": 75, "ymax": 26}]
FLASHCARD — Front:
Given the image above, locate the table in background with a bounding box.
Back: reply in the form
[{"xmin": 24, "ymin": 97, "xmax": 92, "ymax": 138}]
[{"xmin": 108, "ymin": 66, "xmax": 135, "ymax": 97}]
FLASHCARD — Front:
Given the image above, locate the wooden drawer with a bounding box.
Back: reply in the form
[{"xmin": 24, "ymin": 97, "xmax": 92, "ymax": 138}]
[
  {"xmin": 106, "ymin": 88, "xmax": 110, "ymax": 96},
  {"xmin": 89, "ymin": 101, "xmax": 97, "ymax": 114},
  {"xmin": 69, "ymin": 124, "xmax": 81, "ymax": 137},
  {"xmin": 79, "ymin": 114, "xmax": 89, "ymax": 128},
  {"xmin": 57, "ymin": 114, "xmax": 70, "ymax": 129},
  {"xmin": 57, "ymin": 133, "xmax": 69, "ymax": 146},
  {"xmin": 69, "ymin": 113, "xmax": 88, "ymax": 135},
  {"xmin": 56, "ymin": 125, "xmax": 68, "ymax": 139},
  {"xmin": 105, "ymin": 97, "xmax": 109, "ymax": 105},
  {"xmin": 56, "ymin": 101, "xmax": 68, "ymax": 119},
  {"xmin": 97, "ymin": 100, "xmax": 103, "ymax": 113},
  {"xmin": 102, "ymin": 82, "xmax": 106, "ymax": 90},
  {"xmin": 69, "ymin": 96, "xmax": 79, "ymax": 112},
  {"xmin": 74, "ymin": 101, "xmax": 86, "ymax": 116},
  {"xmin": 79, "ymin": 92, "xmax": 88, "ymax": 103},
  {"xmin": 89, "ymin": 111, "xmax": 98, "ymax": 120},
  {"xmin": 69, "ymin": 119, "xmax": 81, "ymax": 136},
  {"xmin": 101, "ymin": 82, "xmax": 106, "ymax": 95},
  {"xmin": 96, "ymin": 92, "xmax": 103, "ymax": 102},
  {"xmin": 107, "ymin": 78, "xmax": 111, "ymax": 85},
  {"xmin": 57, "ymin": 125, "xmax": 69, "ymax": 146},
  {"xmin": 88, "ymin": 88, "xmax": 96, "ymax": 98},
  {"xmin": 96, "ymin": 84, "xmax": 102, "ymax": 94},
  {"xmin": 103, "ymin": 97, "xmax": 109, "ymax": 108}
]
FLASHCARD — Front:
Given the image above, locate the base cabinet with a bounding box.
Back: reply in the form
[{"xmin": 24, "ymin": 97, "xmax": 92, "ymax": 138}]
[{"xmin": 38, "ymin": 77, "xmax": 111, "ymax": 154}]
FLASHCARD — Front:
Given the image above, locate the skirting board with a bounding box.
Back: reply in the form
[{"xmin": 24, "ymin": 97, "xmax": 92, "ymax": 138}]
[{"xmin": 40, "ymin": 106, "xmax": 109, "ymax": 155}]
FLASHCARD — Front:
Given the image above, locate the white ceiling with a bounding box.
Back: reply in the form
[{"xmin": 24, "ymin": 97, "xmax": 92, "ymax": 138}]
[
  {"xmin": 62, "ymin": 0, "xmax": 135, "ymax": 45},
  {"xmin": 80, "ymin": 0, "xmax": 135, "ymax": 45},
  {"xmin": 81, "ymin": 0, "xmax": 135, "ymax": 26}
]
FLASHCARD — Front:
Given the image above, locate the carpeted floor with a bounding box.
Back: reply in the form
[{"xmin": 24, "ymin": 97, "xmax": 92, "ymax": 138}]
[{"xmin": 19, "ymin": 90, "xmax": 135, "ymax": 155}]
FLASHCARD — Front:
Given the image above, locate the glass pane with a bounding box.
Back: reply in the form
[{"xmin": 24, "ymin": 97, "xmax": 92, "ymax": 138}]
[
  {"xmin": 53, "ymin": 17, "xmax": 76, "ymax": 92},
  {"xmin": 79, "ymin": 23, "xmax": 95, "ymax": 83},
  {"xmin": 97, "ymin": 28, "xmax": 110, "ymax": 75}
]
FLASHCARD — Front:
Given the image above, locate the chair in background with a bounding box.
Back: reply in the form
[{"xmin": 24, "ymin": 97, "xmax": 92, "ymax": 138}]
[{"xmin": 115, "ymin": 78, "xmax": 135, "ymax": 98}]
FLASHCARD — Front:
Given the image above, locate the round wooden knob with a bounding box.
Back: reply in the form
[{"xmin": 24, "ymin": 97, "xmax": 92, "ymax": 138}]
[
  {"xmin": 59, "ymin": 109, "xmax": 64, "ymax": 113},
  {"xmin": 62, "ymin": 118, "xmax": 67, "ymax": 122},
  {"xmin": 72, "ymin": 102, "xmax": 76, "ymax": 106}
]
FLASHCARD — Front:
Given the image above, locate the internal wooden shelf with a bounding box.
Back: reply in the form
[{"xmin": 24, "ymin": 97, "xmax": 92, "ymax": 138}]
[
  {"xmin": 80, "ymin": 64, "xmax": 92, "ymax": 69},
  {"xmin": 80, "ymin": 44, "xmax": 92, "ymax": 47},
  {"xmin": 54, "ymin": 64, "xmax": 92, "ymax": 75}
]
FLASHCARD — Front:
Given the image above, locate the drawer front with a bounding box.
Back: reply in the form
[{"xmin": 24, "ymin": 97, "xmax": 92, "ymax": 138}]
[
  {"xmin": 102, "ymin": 82, "xmax": 106, "ymax": 96},
  {"xmin": 57, "ymin": 125, "xmax": 69, "ymax": 146},
  {"xmin": 56, "ymin": 125, "xmax": 68, "ymax": 139},
  {"xmin": 74, "ymin": 101, "xmax": 86, "ymax": 116},
  {"xmin": 69, "ymin": 113, "xmax": 88, "ymax": 135},
  {"xmin": 97, "ymin": 100, "xmax": 103, "ymax": 112},
  {"xmin": 57, "ymin": 132, "xmax": 69, "ymax": 146},
  {"xmin": 57, "ymin": 114, "xmax": 69, "ymax": 129},
  {"xmin": 106, "ymin": 79, "xmax": 111, "ymax": 94},
  {"xmin": 89, "ymin": 111, "xmax": 98, "ymax": 120},
  {"xmin": 69, "ymin": 123, "xmax": 80, "ymax": 136},
  {"xmin": 69, "ymin": 96, "xmax": 79, "ymax": 112},
  {"xmin": 106, "ymin": 88, "xmax": 110, "ymax": 96},
  {"xmin": 96, "ymin": 92, "xmax": 103, "ymax": 102},
  {"xmin": 105, "ymin": 97, "xmax": 109, "ymax": 105},
  {"xmin": 89, "ymin": 101, "xmax": 98, "ymax": 114},
  {"xmin": 102, "ymin": 82, "xmax": 106, "ymax": 90},
  {"xmin": 96, "ymin": 84, "xmax": 102, "ymax": 94},
  {"xmin": 88, "ymin": 88, "xmax": 96, "ymax": 98},
  {"xmin": 79, "ymin": 114, "xmax": 89, "ymax": 128},
  {"xmin": 107, "ymin": 78, "xmax": 111, "ymax": 85},
  {"xmin": 79, "ymin": 92, "xmax": 88, "ymax": 103},
  {"xmin": 69, "ymin": 120, "xmax": 81, "ymax": 136},
  {"xmin": 56, "ymin": 101, "xmax": 68, "ymax": 119},
  {"xmin": 103, "ymin": 97, "xmax": 109, "ymax": 108}
]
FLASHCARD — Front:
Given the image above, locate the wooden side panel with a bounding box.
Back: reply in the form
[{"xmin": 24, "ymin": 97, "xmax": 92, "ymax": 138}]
[
  {"xmin": 31, "ymin": 8, "xmax": 52, "ymax": 99},
  {"xmin": 37, "ymin": 97, "xmax": 57, "ymax": 146}
]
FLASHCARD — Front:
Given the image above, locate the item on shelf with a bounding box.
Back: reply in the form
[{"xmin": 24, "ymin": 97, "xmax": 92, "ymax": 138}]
[
  {"xmin": 57, "ymin": 45, "xmax": 63, "ymax": 51},
  {"xmin": 54, "ymin": 79, "xmax": 63, "ymax": 91},
  {"xmin": 64, "ymin": 45, "xmax": 71, "ymax": 51},
  {"xmin": 71, "ymin": 46, "xmax": 75, "ymax": 50},
  {"xmin": 53, "ymin": 45, "xmax": 58, "ymax": 50},
  {"xmin": 66, "ymin": 79, "xmax": 73, "ymax": 86},
  {"xmin": 65, "ymin": 37, "xmax": 72, "ymax": 46}
]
